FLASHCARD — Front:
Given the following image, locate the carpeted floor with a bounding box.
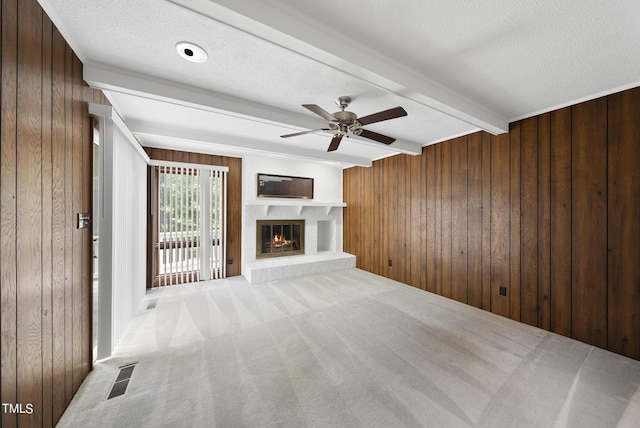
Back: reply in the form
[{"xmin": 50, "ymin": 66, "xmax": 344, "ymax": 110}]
[{"xmin": 57, "ymin": 269, "xmax": 640, "ymax": 427}]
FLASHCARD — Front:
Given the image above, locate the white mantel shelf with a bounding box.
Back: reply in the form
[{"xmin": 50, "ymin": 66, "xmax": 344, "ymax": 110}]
[{"xmin": 246, "ymin": 200, "xmax": 347, "ymax": 216}]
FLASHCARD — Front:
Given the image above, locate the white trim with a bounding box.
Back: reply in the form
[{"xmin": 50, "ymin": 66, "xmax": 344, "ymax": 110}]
[
  {"xmin": 150, "ymin": 159, "xmax": 229, "ymax": 173},
  {"xmin": 89, "ymin": 103, "xmax": 150, "ymax": 164},
  {"xmin": 95, "ymin": 114, "xmax": 112, "ymax": 360}
]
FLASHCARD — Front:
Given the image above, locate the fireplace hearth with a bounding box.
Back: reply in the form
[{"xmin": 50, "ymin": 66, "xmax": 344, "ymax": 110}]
[{"xmin": 256, "ymin": 220, "xmax": 305, "ymax": 258}]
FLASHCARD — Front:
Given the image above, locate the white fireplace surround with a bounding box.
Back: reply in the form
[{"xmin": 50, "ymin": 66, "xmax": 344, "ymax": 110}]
[
  {"xmin": 241, "ymin": 156, "xmax": 355, "ymax": 283},
  {"xmin": 243, "ymin": 200, "xmax": 355, "ymax": 283}
]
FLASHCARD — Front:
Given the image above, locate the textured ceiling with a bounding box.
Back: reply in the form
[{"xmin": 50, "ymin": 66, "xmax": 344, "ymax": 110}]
[{"xmin": 39, "ymin": 0, "xmax": 640, "ymax": 166}]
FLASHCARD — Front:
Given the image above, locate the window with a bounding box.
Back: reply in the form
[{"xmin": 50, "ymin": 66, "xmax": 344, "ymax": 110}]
[{"xmin": 152, "ymin": 162, "xmax": 228, "ymax": 286}]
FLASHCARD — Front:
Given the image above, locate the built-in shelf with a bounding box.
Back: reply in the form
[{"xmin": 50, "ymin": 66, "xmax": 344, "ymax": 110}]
[{"xmin": 246, "ymin": 200, "xmax": 347, "ymax": 216}]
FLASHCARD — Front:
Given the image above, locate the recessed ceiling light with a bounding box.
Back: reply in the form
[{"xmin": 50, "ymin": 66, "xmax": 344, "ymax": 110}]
[{"xmin": 176, "ymin": 42, "xmax": 208, "ymax": 63}]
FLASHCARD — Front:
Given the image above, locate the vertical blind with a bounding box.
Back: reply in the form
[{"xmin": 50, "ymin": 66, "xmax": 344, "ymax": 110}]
[{"xmin": 154, "ymin": 162, "xmax": 227, "ymax": 286}]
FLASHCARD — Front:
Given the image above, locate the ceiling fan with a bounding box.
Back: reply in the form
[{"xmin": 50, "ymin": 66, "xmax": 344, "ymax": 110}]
[{"xmin": 281, "ymin": 96, "xmax": 407, "ymax": 152}]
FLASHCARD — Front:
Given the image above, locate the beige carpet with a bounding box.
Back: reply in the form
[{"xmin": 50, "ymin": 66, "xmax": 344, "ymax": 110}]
[{"xmin": 58, "ymin": 269, "xmax": 640, "ymax": 427}]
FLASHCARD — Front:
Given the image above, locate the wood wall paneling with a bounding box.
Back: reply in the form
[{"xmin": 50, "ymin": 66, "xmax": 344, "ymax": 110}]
[
  {"xmin": 16, "ymin": 1, "xmax": 44, "ymax": 426},
  {"xmin": 467, "ymin": 133, "xmax": 483, "ymax": 309},
  {"xmin": 2, "ymin": 1, "xmax": 20, "ymax": 426},
  {"xmin": 607, "ymin": 87, "xmax": 640, "ymax": 358},
  {"xmin": 480, "ymin": 133, "xmax": 492, "ymax": 311},
  {"xmin": 520, "ymin": 116, "xmax": 538, "ymax": 326},
  {"xmin": 343, "ymin": 86, "xmax": 640, "ymax": 360},
  {"xmin": 451, "ymin": 137, "xmax": 468, "ymax": 303},
  {"xmin": 425, "ymin": 145, "xmax": 436, "ymax": 294},
  {"xmin": 376, "ymin": 158, "xmax": 384, "ymax": 277},
  {"xmin": 509, "ymin": 122, "xmax": 521, "ymax": 322},
  {"xmin": 41, "ymin": 15, "xmax": 55, "ymax": 427},
  {"xmin": 490, "ymin": 134, "xmax": 511, "ymax": 317},
  {"xmin": 410, "ymin": 154, "xmax": 422, "ymax": 289},
  {"xmin": 441, "ymin": 142, "xmax": 452, "ymax": 299},
  {"xmin": 549, "ymin": 107, "xmax": 572, "ymax": 337},
  {"xmin": 1, "ymin": 1, "xmax": 102, "ymax": 425},
  {"xmin": 434, "ymin": 144, "xmax": 443, "ymax": 295},
  {"xmin": 51, "ymin": 25, "xmax": 68, "ymax": 422},
  {"xmin": 571, "ymin": 98, "xmax": 608, "ymax": 349},
  {"xmin": 390, "ymin": 157, "xmax": 398, "ymax": 279},
  {"xmin": 537, "ymin": 113, "xmax": 552, "ymax": 330},
  {"xmin": 419, "ymin": 150, "xmax": 428, "ymax": 290}
]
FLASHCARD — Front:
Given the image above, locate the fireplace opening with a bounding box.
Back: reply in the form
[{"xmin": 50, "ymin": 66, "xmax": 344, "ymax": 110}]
[{"xmin": 257, "ymin": 220, "xmax": 305, "ymax": 258}]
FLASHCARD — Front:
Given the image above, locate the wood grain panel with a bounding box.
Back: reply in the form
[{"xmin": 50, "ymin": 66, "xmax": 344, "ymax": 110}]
[
  {"xmin": 467, "ymin": 133, "xmax": 483, "ymax": 309},
  {"xmin": 397, "ymin": 155, "xmax": 407, "ymax": 284},
  {"xmin": 343, "ymin": 88, "xmax": 640, "ymax": 361},
  {"xmin": 16, "ymin": 1, "xmax": 44, "ymax": 424},
  {"xmin": 1, "ymin": 1, "xmax": 106, "ymax": 424},
  {"xmin": 63, "ymin": 40, "xmax": 75, "ymax": 405},
  {"xmin": 481, "ymin": 133, "xmax": 492, "ymax": 311},
  {"xmin": 425, "ymin": 145, "xmax": 436, "ymax": 294},
  {"xmin": 410, "ymin": 154, "xmax": 422, "ymax": 289},
  {"xmin": 441, "ymin": 141, "xmax": 452, "ymax": 298},
  {"xmin": 50, "ymin": 26, "xmax": 68, "ymax": 421},
  {"xmin": 520, "ymin": 117, "xmax": 538, "ymax": 326},
  {"xmin": 389, "ymin": 156, "xmax": 399, "ymax": 280},
  {"xmin": 382, "ymin": 158, "xmax": 391, "ymax": 277},
  {"xmin": 225, "ymin": 156, "xmax": 242, "ymax": 277},
  {"xmin": 451, "ymin": 137, "xmax": 468, "ymax": 303},
  {"xmin": 419, "ymin": 149, "xmax": 428, "ymax": 290},
  {"xmin": 550, "ymin": 107, "xmax": 572, "ymax": 337},
  {"xmin": 572, "ymin": 98, "xmax": 608, "ymax": 349},
  {"xmin": 375, "ymin": 159, "xmax": 384, "ymax": 276},
  {"xmin": 434, "ymin": 144, "xmax": 443, "ymax": 295},
  {"xmin": 1, "ymin": 1, "xmax": 19, "ymax": 426},
  {"xmin": 41, "ymin": 15, "xmax": 55, "ymax": 427},
  {"xmin": 509, "ymin": 122, "xmax": 521, "ymax": 322},
  {"xmin": 490, "ymin": 134, "xmax": 510, "ymax": 317},
  {"xmin": 537, "ymin": 113, "xmax": 551, "ymax": 329},
  {"xmin": 355, "ymin": 167, "xmax": 364, "ymax": 268},
  {"xmin": 607, "ymin": 88, "xmax": 640, "ymax": 359}
]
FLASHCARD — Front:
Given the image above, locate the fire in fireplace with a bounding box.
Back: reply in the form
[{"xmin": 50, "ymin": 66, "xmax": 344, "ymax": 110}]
[{"xmin": 256, "ymin": 220, "xmax": 305, "ymax": 258}]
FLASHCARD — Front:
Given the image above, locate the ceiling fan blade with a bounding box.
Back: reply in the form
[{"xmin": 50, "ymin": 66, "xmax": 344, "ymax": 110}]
[
  {"xmin": 327, "ymin": 133, "xmax": 343, "ymax": 152},
  {"xmin": 357, "ymin": 106, "xmax": 407, "ymax": 126},
  {"xmin": 358, "ymin": 129, "xmax": 396, "ymax": 145},
  {"xmin": 302, "ymin": 104, "xmax": 337, "ymax": 122},
  {"xmin": 281, "ymin": 128, "xmax": 331, "ymax": 138}
]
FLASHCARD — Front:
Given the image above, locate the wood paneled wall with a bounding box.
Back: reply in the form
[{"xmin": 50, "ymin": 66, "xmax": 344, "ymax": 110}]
[
  {"xmin": 344, "ymin": 87, "xmax": 640, "ymax": 361},
  {"xmin": 1, "ymin": 0, "xmax": 110, "ymax": 426},
  {"xmin": 144, "ymin": 148, "xmax": 243, "ymax": 280}
]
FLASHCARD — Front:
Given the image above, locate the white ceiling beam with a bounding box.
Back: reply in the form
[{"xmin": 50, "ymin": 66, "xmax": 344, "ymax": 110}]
[
  {"xmin": 127, "ymin": 120, "xmax": 374, "ymax": 167},
  {"xmin": 168, "ymin": 0, "xmax": 509, "ymax": 135},
  {"xmin": 85, "ymin": 63, "xmax": 325, "ymax": 130},
  {"xmin": 84, "ymin": 63, "xmax": 423, "ymax": 156}
]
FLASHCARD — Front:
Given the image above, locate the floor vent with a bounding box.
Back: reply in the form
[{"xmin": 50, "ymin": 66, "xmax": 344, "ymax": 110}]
[
  {"xmin": 107, "ymin": 363, "xmax": 137, "ymax": 399},
  {"xmin": 147, "ymin": 300, "xmax": 157, "ymax": 309}
]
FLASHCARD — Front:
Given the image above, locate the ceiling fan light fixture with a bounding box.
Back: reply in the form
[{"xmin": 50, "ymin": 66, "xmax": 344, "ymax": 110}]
[
  {"xmin": 281, "ymin": 97, "xmax": 407, "ymax": 152},
  {"xmin": 176, "ymin": 41, "xmax": 208, "ymax": 63}
]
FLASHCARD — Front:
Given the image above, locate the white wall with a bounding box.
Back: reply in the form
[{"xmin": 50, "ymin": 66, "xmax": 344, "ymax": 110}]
[
  {"xmin": 243, "ymin": 156, "xmax": 343, "ymax": 203},
  {"xmin": 110, "ymin": 124, "xmax": 147, "ymax": 351},
  {"xmin": 242, "ymin": 155, "xmax": 344, "ymax": 275},
  {"xmin": 94, "ymin": 105, "xmax": 148, "ymax": 359}
]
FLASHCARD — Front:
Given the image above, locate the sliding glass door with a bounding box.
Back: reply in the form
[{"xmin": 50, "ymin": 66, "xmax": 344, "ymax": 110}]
[{"xmin": 152, "ymin": 162, "xmax": 227, "ymax": 286}]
